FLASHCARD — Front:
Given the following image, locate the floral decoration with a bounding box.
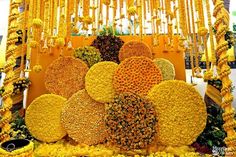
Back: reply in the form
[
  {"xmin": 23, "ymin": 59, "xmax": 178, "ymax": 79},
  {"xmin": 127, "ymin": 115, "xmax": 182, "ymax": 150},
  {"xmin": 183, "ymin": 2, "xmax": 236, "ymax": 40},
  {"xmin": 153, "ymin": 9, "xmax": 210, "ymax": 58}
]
[
  {"xmin": 147, "ymin": 80, "xmax": 207, "ymax": 146},
  {"xmin": 105, "ymin": 93, "xmax": 157, "ymax": 150},
  {"xmin": 44, "ymin": 56, "xmax": 89, "ymax": 99},
  {"xmin": 61, "ymin": 89, "xmax": 107, "ymax": 145},
  {"xmin": 91, "ymin": 35, "xmax": 124, "ymax": 63},
  {"xmin": 119, "ymin": 40, "xmax": 152, "ymax": 62},
  {"xmin": 25, "ymin": 94, "xmax": 67, "ymax": 142},
  {"xmin": 74, "ymin": 46, "xmax": 102, "ymax": 67},
  {"xmin": 85, "ymin": 61, "xmax": 118, "ymax": 103},
  {"xmin": 153, "ymin": 58, "xmax": 175, "ymax": 80},
  {"xmin": 113, "ymin": 56, "xmax": 162, "ymax": 96}
]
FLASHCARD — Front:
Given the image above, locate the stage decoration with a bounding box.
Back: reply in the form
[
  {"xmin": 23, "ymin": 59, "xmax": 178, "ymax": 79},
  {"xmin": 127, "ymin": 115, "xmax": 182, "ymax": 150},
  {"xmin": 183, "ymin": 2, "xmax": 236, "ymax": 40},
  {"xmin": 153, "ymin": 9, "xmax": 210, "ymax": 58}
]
[
  {"xmin": 212, "ymin": 0, "xmax": 236, "ymax": 155},
  {"xmin": 0, "ymin": 0, "xmax": 20, "ymax": 142},
  {"xmin": 61, "ymin": 89, "xmax": 107, "ymax": 145},
  {"xmin": 85, "ymin": 61, "xmax": 118, "ymax": 103},
  {"xmin": 153, "ymin": 58, "xmax": 175, "ymax": 80},
  {"xmin": 105, "ymin": 93, "xmax": 157, "ymax": 150},
  {"xmin": 91, "ymin": 35, "xmax": 124, "ymax": 63},
  {"xmin": 118, "ymin": 40, "xmax": 152, "ymax": 61},
  {"xmin": 147, "ymin": 80, "xmax": 207, "ymax": 146},
  {"xmin": 25, "ymin": 94, "xmax": 67, "ymax": 142},
  {"xmin": 74, "ymin": 46, "xmax": 102, "ymax": 67},
  {"xmin": 113, "ymin": 56, "xmax": 162, "ymax": 96},
  {"xmin": 45, "ymin": 56, "xmax": 89, "ymax": 99},
  {"xmin": 0, "ymin": 139, "xmax": 34, "ymax": 157}
]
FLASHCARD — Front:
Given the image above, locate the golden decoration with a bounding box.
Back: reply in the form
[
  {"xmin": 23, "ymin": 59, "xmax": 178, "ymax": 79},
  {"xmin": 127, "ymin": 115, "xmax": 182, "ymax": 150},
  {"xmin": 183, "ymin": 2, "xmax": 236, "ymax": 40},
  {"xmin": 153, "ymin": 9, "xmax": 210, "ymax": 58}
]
[
  {"xmin": 113, "ymin": 56, "xmax": 162, "ymax": 96},
  {"xmin": 153, "ymin": 58, "xmax": 175, "ymax": 80},
  {"xmin": 61, "ymin": 89, "xmax": 107, "ymax": 145},
  {"xmin": 45, "ymin": 56, "xmax": 89, "ymax": 99},
  {"xmin": 85, "ymin": 61, "xmax": 118, "ymax": 103},
  {"xmin": 212, "ymin": 0, "xmax": 236, "ymax": 154},
  {"xmin": 118, "ymin": 40, "xmax": 152, "ymax": 62},
  {"xmin": 105, "ymin": 93, "xmax": 157, "ymax": 150},
  {"xmin": 25, "ymin": 94, "xmax": 67, "ymax": 142},
  {"xmin": 147, "ymin": 80, "xmax": 207, "ymax": 146}
]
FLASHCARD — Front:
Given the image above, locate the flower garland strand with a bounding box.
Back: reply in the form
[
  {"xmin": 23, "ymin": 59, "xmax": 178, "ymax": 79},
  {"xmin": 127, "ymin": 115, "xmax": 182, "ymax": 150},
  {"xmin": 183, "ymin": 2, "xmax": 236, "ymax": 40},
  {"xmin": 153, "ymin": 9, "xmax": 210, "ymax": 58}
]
[
  {"xmin": 206, "ymin": 0, "xmax": 217, "ymax": 77},
  {"xmin": 0, "ymin": 0, "xmax": 20, "ymax": 142},
  {"xmin": 212, "ymin": 0, "xmax": 236, "ymax": 156}
]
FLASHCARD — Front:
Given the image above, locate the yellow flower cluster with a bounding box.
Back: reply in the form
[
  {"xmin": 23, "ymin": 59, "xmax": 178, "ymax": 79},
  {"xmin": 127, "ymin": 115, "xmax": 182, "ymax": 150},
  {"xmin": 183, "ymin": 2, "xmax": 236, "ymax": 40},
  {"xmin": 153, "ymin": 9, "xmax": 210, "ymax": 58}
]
[
  {"xmin": 113, "ymin": 56, "xmax": 162, "ymax": 96},
  {"xmin": 33, "ymin": 140, "xmax": 119, "ymax": 156},
  {"xmin": 128, "ymin": 6, "xmax": 137, "ymax": 16},
  {"xmin": 61, "ymin": 89, "xmax": 107, "ymax": 145},
  {"xmin": 45, "ymin": 56, "xmax": 89, "ymax": 98},
  {"xmin": 32, "ymin": 64, "xmax": 42, "ymax": 73},
  {"xmin": 147, "ymin": 80, "xmax": 207, "ymax": 146},
  {"xmin": 119, "ymin": 41, "xmax": 152, "ymax": 61},
  {"xmin": 25, "ymin": 94, "xmax": 67, "ymax": 142},
  {"xmin": 0, "ymin": 141, "xmax": 34, "ymax": 157},
  {"xmin": 153, "ymin": 58, "xmax": 175, "ymax": 80},
  {"xmin": 85, "ymin": 61, "xmax": 118, "ymax": 103}
]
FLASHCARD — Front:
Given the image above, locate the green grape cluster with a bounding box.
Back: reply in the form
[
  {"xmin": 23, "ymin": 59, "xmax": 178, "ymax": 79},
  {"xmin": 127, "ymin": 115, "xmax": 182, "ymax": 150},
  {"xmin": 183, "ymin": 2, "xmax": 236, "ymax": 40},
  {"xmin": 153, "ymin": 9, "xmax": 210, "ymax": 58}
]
[{"xmin": 74, "ymin": 46, "xmax": 102, "ymax": 67}]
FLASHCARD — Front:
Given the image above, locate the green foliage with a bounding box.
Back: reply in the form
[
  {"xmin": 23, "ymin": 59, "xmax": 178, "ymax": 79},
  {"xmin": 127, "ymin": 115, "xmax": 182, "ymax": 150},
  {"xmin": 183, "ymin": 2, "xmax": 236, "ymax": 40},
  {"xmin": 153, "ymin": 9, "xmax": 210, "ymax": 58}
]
[
  {"xmin": 98, "ymin": 25, "xmax": 121, "ymax": 36},
  {"xmin": 74, "ymin": 46, "xmax": 102, "ymax": 67},
  {"xmin": 10, "ymin": 112, "xmax": 34, "ymax": 140}
]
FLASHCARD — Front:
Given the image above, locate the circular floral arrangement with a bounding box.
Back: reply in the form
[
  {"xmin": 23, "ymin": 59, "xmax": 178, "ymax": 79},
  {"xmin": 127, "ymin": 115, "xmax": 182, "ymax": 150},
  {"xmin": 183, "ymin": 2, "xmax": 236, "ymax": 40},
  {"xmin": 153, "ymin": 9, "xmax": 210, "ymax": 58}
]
[
  {"xmin": 61, "ymin": 89, "xmax": 107, "ymax": 145},
  {"xmin": 105, "ymin": 93, "xmax": 157, "ymax": 150},
  {"xmin": 147, "ymin": 80, "xmax": 207, "ymax": 146},
  {"xmin": 119, "ymin": 40, "xmax": 152, "ymax": 61},
  {"xmin": 113, "ymin": 56, "xmax": 163, "ymax": 96},
  {"xmin": 153, "ymin": 58, "xmax": 175, "ymax": 80},
  {"xmin": 91, "ymin": 35, "xmax": 124, "ymax": 63},
  {"xmin": 25, "ymin": 94, "xmax": 67, "ymax": 142},
  {"xmin": 74, "ymin": 46, "xmax": 102, "ymax": 67},
  {"xmin": 85, "ymin": 61, "xmax": 118, "ymax": 103},
  {"xmin": 45, "ymin": 56, "xmax": 89, "ymax": 99}
]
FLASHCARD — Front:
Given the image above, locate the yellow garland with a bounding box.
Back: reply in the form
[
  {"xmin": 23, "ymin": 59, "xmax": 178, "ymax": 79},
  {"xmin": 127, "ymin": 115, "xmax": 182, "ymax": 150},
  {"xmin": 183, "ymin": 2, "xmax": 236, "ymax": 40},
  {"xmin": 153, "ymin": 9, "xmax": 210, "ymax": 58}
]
[
  {"xmin": 212, "ymin": 0, "xmax": 236, "ymax": 155},
  {"xmin": 0, "ymin": 0, "xmax": 20, "ymax": 142}
]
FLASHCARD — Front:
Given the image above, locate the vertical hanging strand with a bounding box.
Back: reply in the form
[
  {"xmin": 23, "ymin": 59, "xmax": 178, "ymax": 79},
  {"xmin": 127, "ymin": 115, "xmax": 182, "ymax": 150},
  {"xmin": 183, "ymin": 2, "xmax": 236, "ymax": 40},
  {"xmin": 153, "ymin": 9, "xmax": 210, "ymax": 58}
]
[
  {"xmin": 212, "ymin": 0, "xmax": 236, "ymax": 155},
  {"xmin": 66, "ymin": 0, "xmax": 73, "ymax": 50},
  {"xmin": 26, "ymin": 0, "xmax": 34, "ymax": 62},
  {"xmin": 190, "ymin": 0, "xmax": 201, "ymax": 77},
  {"xmin": 186, "ymin": 0, "xmax": 195, "ymax": 77},
  {"xmin": 113, "ymin": 0, "xmax": 117, "ymax": 35},
  {"xmin": 0, "ymin": 0, "xmax": 20, "ymax": 142},
  {"xmin": 206, "ymin": 0, "xmax": 216, "ymax": 70}
]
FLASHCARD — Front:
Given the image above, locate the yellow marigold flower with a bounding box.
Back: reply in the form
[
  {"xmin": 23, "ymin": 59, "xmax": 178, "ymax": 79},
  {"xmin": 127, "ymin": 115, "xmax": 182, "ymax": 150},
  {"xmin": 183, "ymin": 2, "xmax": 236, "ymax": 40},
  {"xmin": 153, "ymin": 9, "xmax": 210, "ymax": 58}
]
[
  {"xmin": 29, "ymin": 40, "xmax": 38, "ymax": 48},
  {"xmin": 61, "ymin": 89, "xmax": 107, "ymax": 145},
  {"xmin": 113, "ymin": 56, "xmax": 162, "ymax": 96},
  {"xmin": 33, "ymin": 64, "xmax": 42, "ymax": 73},
  {"xmin": 32, "ymin": 18, "xmax": 43, "ymax": 29},
  {"xmin": 85, "ymin": 61, "xmax": 118, "ymax": 103},
  {"xmin": 128, "ymin": 6, "xmax": 137, "ymax": 16},
  {"xmin": 153, "ymin": 58, "xmax": 175, "ymax": 80},
  {"xmin": 55, "ymin": 37, "xmax": 65, "ymax": 47},
  {"xmin": 198, "ymin": 27, "xmax": 208, "ymax": 36},
  {"xmin": 25, "ymin": 94, "xmax": 67, "ymax": 142},
  {"xmin": 119, "ymin": 40, "xmax": 152, "ymax": 62},
  {"xmin": 45, "ymin": 56, "xmax": 89, "ymax": 99},
  {"xmin": 147, "ymin": 80, "xmax": 207, "ymax": 146}
]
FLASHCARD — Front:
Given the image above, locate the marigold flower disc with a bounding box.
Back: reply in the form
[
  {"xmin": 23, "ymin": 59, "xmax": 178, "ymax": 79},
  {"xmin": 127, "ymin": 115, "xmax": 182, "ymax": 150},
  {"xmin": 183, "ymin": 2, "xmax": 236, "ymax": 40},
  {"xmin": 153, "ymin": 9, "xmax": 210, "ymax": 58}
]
[
  {"xmin": 45, "ymin": 56, "xmax": 89, "ymax": 99},
  {"xmin": 105, "ymin": 93, "xmax": 157, "ymax": 150},
  {"xmin": 25, "ymin": 94, "xmax": 67, "ymax": 142},
  {"xmin": 119, "ymin": 40, "xmax": 152, "ymax": 61},
  {"xmin": 61, "ymin": 89, "xmax": 107, "ymax": 145},
  {"xmin": 113, "ymin": 56, "xmax": 162, "ymax": 96},
  {"xmin": 153, "ymin": 58, "xmax": 175, "ymax": 80},
  {"xmin": 147, "ymin": 80, "xmax": 207, "ymax": 146},
  {"xmin": 85, "ymin": 61, "xmax": 118, "ymax": 103}
]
